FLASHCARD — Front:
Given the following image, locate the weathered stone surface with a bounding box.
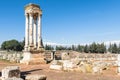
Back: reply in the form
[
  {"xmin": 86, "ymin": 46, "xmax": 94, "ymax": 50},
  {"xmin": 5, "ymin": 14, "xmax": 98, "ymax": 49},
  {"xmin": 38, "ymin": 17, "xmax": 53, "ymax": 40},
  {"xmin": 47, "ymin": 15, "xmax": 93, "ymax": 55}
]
[
  {"xmin": 61, "ymin": 52, "xmax": 70, "ymax": 60},
  {"xmin": 2, "ymin": 66, "xmax": 20, "ymax": 80},
  {"xmin": 26, "ymin": 74, "xmax": 47, "ymax": 80},
  {"xmin": 92, "ymin": 66, "xmax": 102, "ymax": 74},
  {"xmin": 4, "ymin": 77, "xmax": 23, "ymax": 80},
  {"xmin": 2, "ymin": 54, "xmax": 7, "ymax": 60},
  {"xmin": 20, "ymin": 51, "xmax": 31, "ymax": 64},
  {"xmin": 20, "ymin": 51, "xmax": 46, "ymax": 65},
  {"xmin": 51, "ymin": 60, "xmax": 63, "ymax": 65},
  {"xmin": 62, "ymin": 60, "xmax": 75, "ymax": 71},
  {"xmin": 50, "ymin": 64, "xmax": 63, "ymax": 70}
]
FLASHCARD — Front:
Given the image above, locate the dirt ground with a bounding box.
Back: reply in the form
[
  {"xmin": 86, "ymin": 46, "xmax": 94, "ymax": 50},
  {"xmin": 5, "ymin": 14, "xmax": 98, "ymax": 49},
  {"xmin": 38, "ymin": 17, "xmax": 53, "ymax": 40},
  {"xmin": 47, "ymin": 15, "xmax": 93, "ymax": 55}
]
[{"xmin": 0, "ymin": 61, "xmax": 120, "ymax": 80}]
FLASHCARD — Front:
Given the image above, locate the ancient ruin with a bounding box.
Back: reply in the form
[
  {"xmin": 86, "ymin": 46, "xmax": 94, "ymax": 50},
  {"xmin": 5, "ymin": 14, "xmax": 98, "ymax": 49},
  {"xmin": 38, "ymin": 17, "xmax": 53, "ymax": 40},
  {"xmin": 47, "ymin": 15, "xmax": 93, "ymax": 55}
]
[
  {"xmin": 24, "ymin": 3, "xmax": 43, "ymax": 51},
  {"xmin": 20, "ymin": 3, "xmax": 45, "ymax": 64}
]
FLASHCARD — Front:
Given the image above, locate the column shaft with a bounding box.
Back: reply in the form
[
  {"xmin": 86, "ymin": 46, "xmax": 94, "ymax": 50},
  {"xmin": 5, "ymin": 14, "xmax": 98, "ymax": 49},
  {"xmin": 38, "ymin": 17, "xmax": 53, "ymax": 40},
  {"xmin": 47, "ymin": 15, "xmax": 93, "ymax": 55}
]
[
  {"xmin": 33, "ymin": 19, "xmax": 37, "ymax": 49},
  {"xmin": 29, "ymin": 14, "xmax": 33, "ymax": 48},
  {"xmin": 37, "ymin": 14, "xmax": 42, "ymax": 49},
  {"xmin": 25, "ymin": 14, "xmax": 29, "ymax": 51}
]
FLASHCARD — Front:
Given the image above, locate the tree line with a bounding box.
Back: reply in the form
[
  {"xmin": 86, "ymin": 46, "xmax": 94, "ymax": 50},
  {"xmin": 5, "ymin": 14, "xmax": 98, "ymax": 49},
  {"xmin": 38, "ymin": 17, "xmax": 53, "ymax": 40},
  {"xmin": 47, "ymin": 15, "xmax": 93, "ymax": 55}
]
[
  {"xmin": 45, "ymin": 42, "xmax": 120, "ymax": 54},
  {"xmin": 1, "ymin": 39, "xmax": 120, "ymax": 54}
]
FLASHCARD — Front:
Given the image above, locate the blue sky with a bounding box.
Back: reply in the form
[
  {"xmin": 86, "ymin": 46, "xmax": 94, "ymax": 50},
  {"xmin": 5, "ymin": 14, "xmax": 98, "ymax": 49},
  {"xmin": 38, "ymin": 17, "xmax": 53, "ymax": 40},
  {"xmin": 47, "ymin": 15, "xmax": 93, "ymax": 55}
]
[{"xmin": 0, "ymin": 0, "xmax": 120, "ymax": 45}]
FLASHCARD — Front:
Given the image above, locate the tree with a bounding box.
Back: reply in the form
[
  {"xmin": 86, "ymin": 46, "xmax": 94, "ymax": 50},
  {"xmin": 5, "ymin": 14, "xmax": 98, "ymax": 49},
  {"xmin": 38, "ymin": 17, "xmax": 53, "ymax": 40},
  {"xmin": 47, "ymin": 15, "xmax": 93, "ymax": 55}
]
[
  {"xmin": 76, "ymin": 45, "xmax": 84, "ymax": 52},
  {"xmin": 72, "ymin": 45, "xmax": 76, "ymax": 51},
  {"xmin": 118, "ymin": 44, "xmax": 120, "ymax": 53},
  {"xmin": 45, "ymin": 45, "xmax": 54, "ymax": 50},
  {"xmin": 108, "ymin": 43, "xmax": 118, "ymax": 53},
  {"xmin": 97, "ymin": 43, "xmax": 106, "ymax": 53},
  {"xmin": 89, "ymin": 42, "xmax": 97, "ymax": 53},
  {"xmin": 112, "ymin": 43, "xmax": 118, "ymax": 53},
  {"xmin": 108, "ymin": 43, "xmax": 112, "ymax": 53},
  {"xmin": 1, "ymin": 39, "xmax": 23, "ymax": 51},
  {"xmin": 56, "ymin": 46, "xmax": 67, "ymax": 50},
  {"xmin": 84, "ymin": 45, "xmax": 89, "ymax": 53}
]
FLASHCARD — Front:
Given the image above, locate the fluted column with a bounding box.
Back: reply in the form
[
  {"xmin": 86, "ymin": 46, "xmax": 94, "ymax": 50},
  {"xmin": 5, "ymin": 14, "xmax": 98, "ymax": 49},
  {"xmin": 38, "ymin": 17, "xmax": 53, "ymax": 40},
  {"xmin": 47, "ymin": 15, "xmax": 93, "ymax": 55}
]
[
  {"xmin": 37, "ymin": 14, "xmax": 42, "ymax": 50},
  {"xmin": 33, "ymin": 16, "xmax": 37, "ymax": 49},
  {"xmin": 29, "ymin": 13, "xmax": 33, "ymax": 50},
  {"xmin": 25, "ymin": 13, "xmax": 29, "ymax": 51}
]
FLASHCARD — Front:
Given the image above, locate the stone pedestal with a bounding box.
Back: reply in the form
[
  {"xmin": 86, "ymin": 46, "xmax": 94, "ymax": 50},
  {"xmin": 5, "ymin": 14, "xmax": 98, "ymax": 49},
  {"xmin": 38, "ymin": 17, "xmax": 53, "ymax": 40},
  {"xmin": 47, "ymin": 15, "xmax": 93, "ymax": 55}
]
[
  {"xmin": 20, "ymin": 50, "xmax": 46, "ymax": 65},
  {"xmin": 22, "ymin": 3, "xmax": 45, "ymax": 65}
]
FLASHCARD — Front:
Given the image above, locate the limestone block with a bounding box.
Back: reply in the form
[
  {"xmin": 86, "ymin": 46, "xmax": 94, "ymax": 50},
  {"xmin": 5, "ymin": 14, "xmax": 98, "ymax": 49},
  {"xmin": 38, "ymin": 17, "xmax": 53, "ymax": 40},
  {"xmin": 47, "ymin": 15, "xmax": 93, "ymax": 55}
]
[
  {"xmin": 7, "ymin": 54, "xmax": 12, "ymax": 60},
  {"xmin": 21, "ymin": 52, "xmax": 31, "ymax": 61},
  {"xmin": 92, "ymin": 66, "xmax": 102, "ymax": 74},
  {"xmin": 117, "ymin": 67, "xmax": 120, "ymax": 74},
  {"xmin": 4, "ymin": 77, "xmax": 23, "ymax": 80},
  {"xmin": 26, "ymin": 74, "xmax": 47, "ymax": 80},
  {"xmin": 2, "ymin": 54, "xmax": 7, "ymax": 60},
  {"xmin": 51, "ymin": 60, "xmax": 58, "ymax": 65},
  {"xmin": 51, "ymin": 60, "xmax": 62, "ymax": 65},
  {"xmin": 63, "ymin": 60, "xmax": 75, "ymax": 71},
  {"xmin": 10, "ymin": 58, "xmax": 16, "ymax": 63},
  {"xmin": 16, "ymin": 54, "xmax": 21, "ymax": 58},
  {"xmin": 71, "ymin": 58, "xmax": 80, "ymax": 65},
  {"xmin": 117, "ymin": 54, "xmax": 120, "ymax": 61},
  {"xmin": 12, "ymin": 54, "xmax": 17, "ymax": 58},
  {"xmin": 61, "ymin": 52, "xmax": 70, "ymax": 60},
  {"xmin": 85, "ymin": 64, "xmax": 92, "ymax": 73},
  {"xmin": 20, "ymin": 51, "xmax": 31, "ymax": 64},
  {"xmin": 79, "ymin": 65, "xmax": 86, "ymax": 73},
  {"xmin": 2, "ymin": 66, "xmax": 20, "ymax": 80},
  {"xmin": 50, "ymin": 64, "xmax": 63, "ymax": 70}
]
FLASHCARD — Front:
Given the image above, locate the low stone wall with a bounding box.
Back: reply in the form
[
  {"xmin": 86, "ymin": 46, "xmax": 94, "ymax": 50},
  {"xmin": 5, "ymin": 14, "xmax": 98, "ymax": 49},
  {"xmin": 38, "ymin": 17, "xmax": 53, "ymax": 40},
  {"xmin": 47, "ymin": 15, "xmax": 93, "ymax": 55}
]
[{"xmin": 0, "ymin": 51, "xmax": 22, "ymax": 63}]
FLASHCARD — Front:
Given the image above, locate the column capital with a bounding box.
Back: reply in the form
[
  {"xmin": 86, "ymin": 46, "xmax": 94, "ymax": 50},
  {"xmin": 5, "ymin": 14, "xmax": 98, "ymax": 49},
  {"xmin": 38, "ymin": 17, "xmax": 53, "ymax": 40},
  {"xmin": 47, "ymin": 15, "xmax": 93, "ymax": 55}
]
[
  {"xmin": 25, "ymin": 13, "xmax": 29, "ymax": 16},
  {"xmin": 33, "ymin": 15, "xmax": 37, "ymax": 21},
  {"xmin": 38, "ymin": 13, "xmax": 42, "ymax": 17},
  {"xmin": 29, "ymin": 13, "xmax": 33, "ymax": 17}
]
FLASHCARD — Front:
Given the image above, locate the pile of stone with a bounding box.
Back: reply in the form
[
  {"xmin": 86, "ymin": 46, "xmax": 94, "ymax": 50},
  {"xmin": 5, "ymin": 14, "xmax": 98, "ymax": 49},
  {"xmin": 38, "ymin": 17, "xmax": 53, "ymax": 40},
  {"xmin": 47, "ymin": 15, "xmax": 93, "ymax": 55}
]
[
  {"xmin": 50, "ymin": 59, "xmax": 110, "ymax": 74},
  {"xmin": 49, "ymin": 52, "xmax": 118, "ymax": 74}
]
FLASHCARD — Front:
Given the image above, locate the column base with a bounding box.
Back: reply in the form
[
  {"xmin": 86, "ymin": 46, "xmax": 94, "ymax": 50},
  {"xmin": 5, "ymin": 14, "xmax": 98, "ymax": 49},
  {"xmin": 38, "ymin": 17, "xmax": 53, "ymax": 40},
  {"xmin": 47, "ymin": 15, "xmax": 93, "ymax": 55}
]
[
  {"xmin": 28, "ymin": 44, "xmax": 34, "ymax": 51},
  {"xmin": 24, "ymin": 46, "xmax": 28, "ymax": 51},
  {"xmin": 37, "ymin": 47, "xmax": 45, "ymax": 52},
  {"xmin": 20, "ymin": 50, "xmax": 46, "ymax": 65}
]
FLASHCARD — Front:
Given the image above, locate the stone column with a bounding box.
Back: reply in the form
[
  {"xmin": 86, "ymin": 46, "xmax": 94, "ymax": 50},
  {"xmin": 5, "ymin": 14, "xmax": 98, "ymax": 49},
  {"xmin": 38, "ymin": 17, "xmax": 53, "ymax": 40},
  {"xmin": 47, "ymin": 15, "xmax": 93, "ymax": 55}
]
[
  {"xmin": 29, "ymin": 13, "xmax": 33, "ymax": 50},
  {"xmin": 25, "ymin": 13, "xmax": 29, "ymax": 51},
  {"xmin": 33, "ymin": 16, "xmax": 37, "ymax": 49},
  {"xmin": 37, "ymin": 14, "xmax": 42, "ymax": 50}
]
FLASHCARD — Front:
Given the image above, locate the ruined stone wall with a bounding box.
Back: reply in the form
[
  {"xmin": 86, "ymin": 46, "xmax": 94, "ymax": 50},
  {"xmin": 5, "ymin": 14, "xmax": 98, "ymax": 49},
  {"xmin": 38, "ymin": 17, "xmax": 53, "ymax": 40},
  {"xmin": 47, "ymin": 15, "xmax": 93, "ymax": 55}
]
[{"xmin": 0, "ymin": 51, "xmax": 22, "ymax": 63}]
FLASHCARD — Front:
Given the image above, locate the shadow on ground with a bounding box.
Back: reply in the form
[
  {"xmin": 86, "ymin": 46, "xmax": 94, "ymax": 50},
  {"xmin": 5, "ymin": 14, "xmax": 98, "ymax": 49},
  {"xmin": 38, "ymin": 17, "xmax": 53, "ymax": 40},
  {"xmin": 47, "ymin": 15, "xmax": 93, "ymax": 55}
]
[{"xmin": 21, "ymin": 69, "xmax": 42, "ymax": 79}]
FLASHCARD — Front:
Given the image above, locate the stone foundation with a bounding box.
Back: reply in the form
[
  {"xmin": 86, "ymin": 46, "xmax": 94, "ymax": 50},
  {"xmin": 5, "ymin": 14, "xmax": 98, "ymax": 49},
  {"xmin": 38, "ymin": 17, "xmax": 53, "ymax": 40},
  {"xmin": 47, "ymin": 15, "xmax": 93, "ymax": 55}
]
[{"xmin": 20, "ymin": 50, "xmax": 46, "ymax": 65}]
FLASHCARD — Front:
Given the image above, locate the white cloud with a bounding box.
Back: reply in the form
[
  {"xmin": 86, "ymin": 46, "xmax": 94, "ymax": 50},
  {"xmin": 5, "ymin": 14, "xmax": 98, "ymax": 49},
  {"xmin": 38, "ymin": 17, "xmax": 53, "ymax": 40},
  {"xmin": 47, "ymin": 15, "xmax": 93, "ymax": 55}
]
[
  {"xmin": 104, "ymin": 40, "xmax": 120, "ymax": 46},
  {"xmin": 43, "ymin": 41, "xmax": 71, "ymax": 47}
]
